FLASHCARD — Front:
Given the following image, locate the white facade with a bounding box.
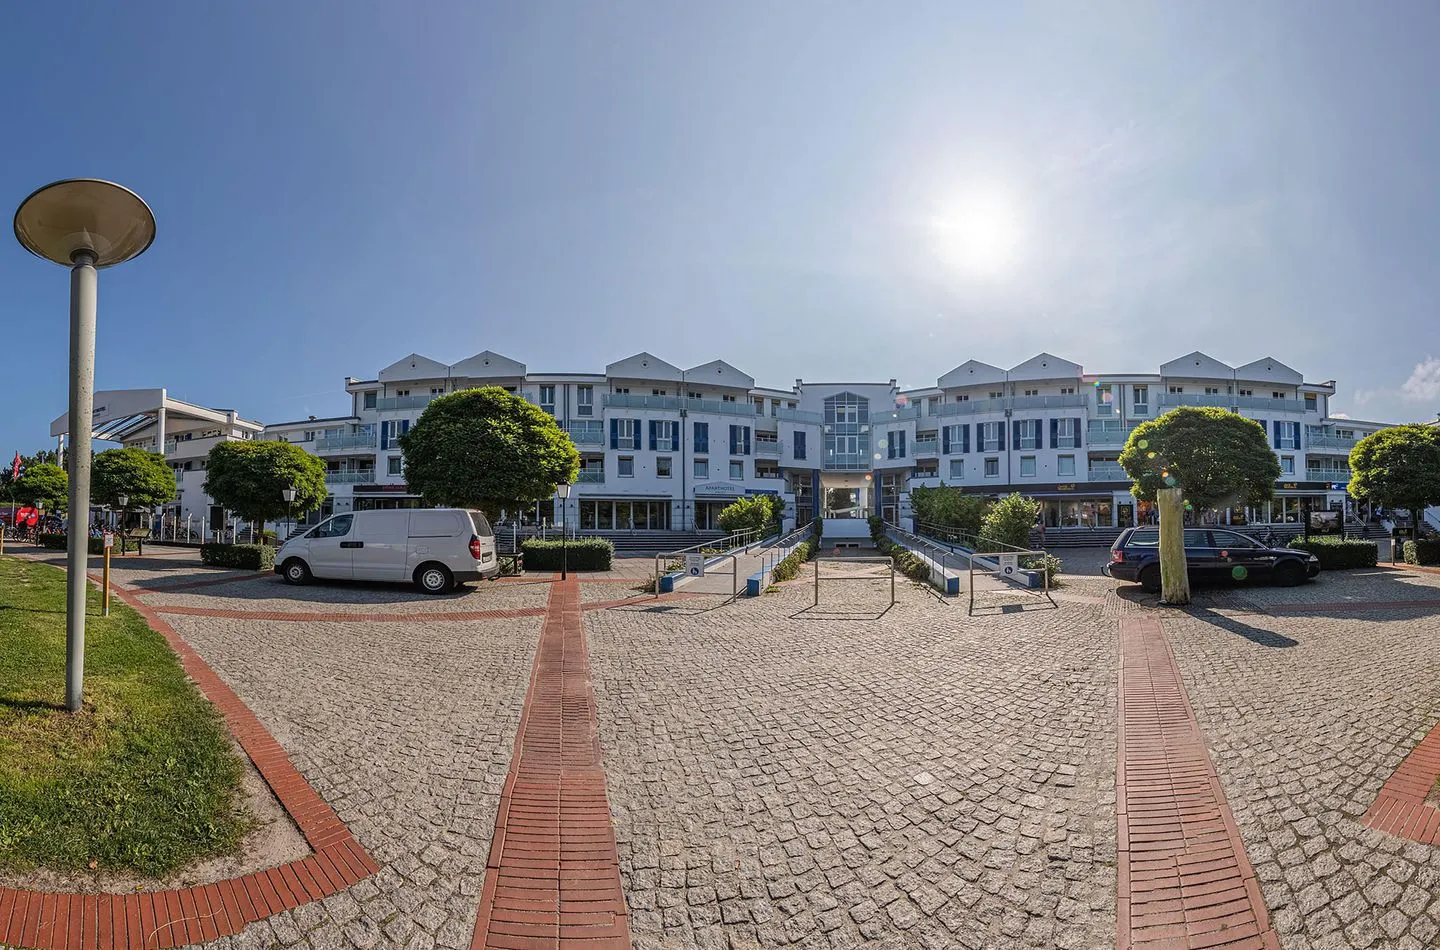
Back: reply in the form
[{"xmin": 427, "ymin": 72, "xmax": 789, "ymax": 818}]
[{"xmin": 264, "ymin": 349, "xmax": 1392, "ymax": 534}]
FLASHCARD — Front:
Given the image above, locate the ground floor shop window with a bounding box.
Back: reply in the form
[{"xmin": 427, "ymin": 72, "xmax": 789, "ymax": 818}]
[
  {"xmin": 694, "ymin": 500, "xmax": 733, "ymax": 530},
  {"xmin": 1040, "ymin": 498, "xmax": 1113, "ymax": 528},
  {"xmin": 579, "ymin": 499, "xmax": 672, "ymax": 531}
]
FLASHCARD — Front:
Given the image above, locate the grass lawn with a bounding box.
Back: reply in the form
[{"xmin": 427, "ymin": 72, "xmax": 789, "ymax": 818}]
[{"xmin": 0, "ymin": 556, "xmax": 251, "ymax": 877}]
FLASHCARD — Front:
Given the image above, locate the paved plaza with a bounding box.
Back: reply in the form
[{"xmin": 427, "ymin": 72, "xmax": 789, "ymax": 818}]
[{"xmin": 5, "ymin": 548, "xmax": 1440, "ymax": 949}]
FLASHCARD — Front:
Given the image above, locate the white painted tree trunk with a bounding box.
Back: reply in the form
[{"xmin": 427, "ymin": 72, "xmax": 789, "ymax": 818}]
[{"xmin": 1158, "ymin": 487, "xmax": 1190, "ymax": 605}]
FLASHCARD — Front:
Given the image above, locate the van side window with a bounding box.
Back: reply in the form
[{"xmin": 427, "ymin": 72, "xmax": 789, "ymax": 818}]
[
  {"xmin": 410, "ymin": 511, "xmax": 461, "ymax": 538},
  {"xmin": 309, "ymin": 515, "xmax": 353, "ymax": 539}
]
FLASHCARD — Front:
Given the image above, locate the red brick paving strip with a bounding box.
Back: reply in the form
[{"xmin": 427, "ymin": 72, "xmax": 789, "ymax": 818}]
[
  {"xmin": 1362, "ymin": 716, "xmax": 1440, "ymax": 843},
  {"xmin": 0, "ymin": 583, "xmax": 378, "ymax": 950},
  {"xmin": 1117, "ymin": 616, "xmax": 1279, "ymax": 950},
  {"xmin": 471, "ymin": 576, "xmax": 631, "ymax": 949}
]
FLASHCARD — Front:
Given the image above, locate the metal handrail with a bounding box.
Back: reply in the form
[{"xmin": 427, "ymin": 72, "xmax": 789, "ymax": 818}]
[
  {"xmin": 761, "ymin": 525, "xmax": 816, "ymax": 576},
  {"xmin": 881, "ymin": 521, "xmax": 965, "ymax": 593},
  {"xmin": 912, "ymin": 520, "xmax": 1034, "ymax": 555},
  {"xmin": 653, "ymin": 526, "xmax": 773, "ymax": 597},
  {"xmin": 967, "ymin": 545, "xmax": 1054, "ymax": 615}
]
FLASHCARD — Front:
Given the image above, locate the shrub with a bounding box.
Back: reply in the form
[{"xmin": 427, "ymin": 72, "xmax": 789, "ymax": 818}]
[
  {"xmin": 910, "ymin": 485, "xmax": 987, "ymax": 538},
  {"xmin": 874, "ymin": 534, "xmax": 935, "ymax": 583},
  {"xmin": 199, "ymin": 543, "xmax": 275, "ymax": 571},
  {"xmin": 1021, "ymin": 553, "xmax": 1065, "ymax": 586},
  {"xmin": 37, "ymin": 533, "xmax": 105, "ymax": 555},
  {"xmin": 867, "ymin": 516, "xmax": 885, "ymax": 543},
  {"xmin": 978, "ymin": 493, "xmax": 1041, "ymax": 552},
  {"xmin": 770, "ymin": 540, "xmax": 815, "ymax": 582},
  {"xmin": 1290, "ymin": 537, "xmax": 1378, "ymax": 570},
  {"xmin": 520, "ymin": 537, "xmax": 614, "ymax": 571},
  {"xmin": 1404, "ymin": 538, "xmax": 1440, "ymax": 567},
  {"xmin": 717, "ymin": 496, "xmax": 779, "ymax": 537}
]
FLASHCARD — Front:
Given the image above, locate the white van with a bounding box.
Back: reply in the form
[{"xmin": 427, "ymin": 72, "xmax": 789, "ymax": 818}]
[{"xmin": 275, "ymin": 508, "xmax": 500, "ymax": 593}]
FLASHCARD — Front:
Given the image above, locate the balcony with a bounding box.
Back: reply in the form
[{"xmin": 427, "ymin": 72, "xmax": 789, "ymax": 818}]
[
  {"xmin": 755, "ymin": 471, "xmax": 784, "ymax": 480},
  {"xmin": 576, "ymin": 471, "xmax": 605, "ymax": 484},
  {"xmin": 774, "ymin": 407, "xmax": 823, "ymax": 424},
  {"xmin": 564, "ymin": 423, "xmax": 605, "ymax": 445},
  {"xmin": 316, "ymin": 433, "xmax": 377, "ymax": 452},
  {"xmin": 823, "ymin": 456, "xmax": 873, "ymax": 472},
  {"xmin": 1158, "ymin": 393, "xmax": 1232, "ymax": 409},
  {"xmin": 1235, "ymin": 395, "xmax": 1307, "ymax": 413},
  {"xmin": 1010, "ymin": 393, "xmax": 1087, "ymax": 411},
  {"xmin": 1087, "ymin": 463, "xmax": 1128, "ymax": 481},
  {"xmin": 375, "ymin": 394, "xmax": 437, "ymax": 411},
  {"xmin": 1086, "ymin": 423, "xmax": 1136, "ymax": 447},
  {"xmin": 876, "ymin": 405, "xmax": 921, "ymax": 422},
  {"xmin": 325, "ymin": 471, "xmax": 376, "ymax": 485},
  {"xmin": 913, "ymin": 438, "xmax": 939, "ymax": 456},
  {"xmin": 1306, "ymin": 468, "xmax": 1350, "ymax": 484},
  {"xmin": 933, "ymin": 398, "xmax": 1008, "ymax": 417},
  {"xmin": 756, "ymin": 440, "xmax": 782, "ymax": 456},
  {"xmin": 603, "ymin": 393, "xmax": 681, "ymax": 411},
  {"xmin": 1307, "ymin": 435, "xmax": 1358, "ymax": 452}
]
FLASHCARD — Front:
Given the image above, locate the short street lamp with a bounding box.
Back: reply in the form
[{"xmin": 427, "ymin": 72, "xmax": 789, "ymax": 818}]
[
  {"xmin": 282, "ymin": 486, "xmax": 297, "ymax": 542},
  {"xmin": 556, "ymin": 482, "xmax": 572, "ymax": 580},
  {"xmin": 15, "ymin": 179, "xmax": 156, "ymax": 712},
  {"xmin": 117, "ymin": 493, "xmax": 129, "ymax": 552}
]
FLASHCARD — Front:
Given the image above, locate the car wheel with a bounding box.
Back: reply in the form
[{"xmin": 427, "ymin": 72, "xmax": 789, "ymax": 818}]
[
  {"xmin": 1273, "ymin": 560, "xmax": 1306, "ymax": 587},
  {"xmin": 415, "ymin": 563, "xmax": 454, "ymax": 595},
  {"xmin": 282, "ymin": 558, "xmax": 311, "ymax": 585},
  {"xmin": 1138, "ymin": 564, "xmax": 1161, "ymax": 593}
]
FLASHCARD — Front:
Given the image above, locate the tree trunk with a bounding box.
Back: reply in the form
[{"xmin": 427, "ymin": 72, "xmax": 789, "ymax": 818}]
[{"xmin": 1158, "ymin": 487, "xmax": 1190, "ymax": 605}]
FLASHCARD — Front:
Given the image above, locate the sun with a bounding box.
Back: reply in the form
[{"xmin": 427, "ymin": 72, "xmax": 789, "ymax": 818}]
[{"xmin": 930, "ymin": 187, "xmax": 1025, "ymax": 279}]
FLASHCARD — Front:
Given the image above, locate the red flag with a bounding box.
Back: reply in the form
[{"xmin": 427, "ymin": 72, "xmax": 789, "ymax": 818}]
[{"xmin": 10, "ymin": 452, "xmax": 17, "ymax": 480}]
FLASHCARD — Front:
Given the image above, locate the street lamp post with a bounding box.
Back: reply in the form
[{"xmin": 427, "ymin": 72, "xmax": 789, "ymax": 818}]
[
  {"xmin": 556, "ymin": 482, "xmax": 572, "ymax": 580},
  {"xmin": 117, "ymin": 493, "xmax": 129, "ymax": 554},
  {"xmin": 15, "ymin": 179, "xmax": 156, "ymax": 712},
  {"xmin": 282, "ymin": 486, "xmax": 296, "ymax": 543}
]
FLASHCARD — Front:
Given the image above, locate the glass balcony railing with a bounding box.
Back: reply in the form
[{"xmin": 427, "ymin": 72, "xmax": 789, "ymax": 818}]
[
  {"xmin": 325, "ymin": 471, "xmax": 376, "ymax": 484},
  {"xmin": 576, "ymin": 471, "xmax": 605, "ymax": 483},
  {"xmin": 375, "ymin": 394, "xmax": 437, "ymax": 411},
  {"xmin": 933, "ymin": 398, "xmax": 1008, "ymax": 417},
  {"xmin": 316, "ymin": 433, "xmax": 377, "ymax": 452},
  {"xmin": 564, "ymin": 424, "xmax": 605, "ymax": 445},
  {"xmin": 912, "ymin": 439, "xmax": 939, "ymax": 456},
  {"xmin": 1086, "ymin": 424, "xmax": 1136, "ymax": 446},
  {"xmin": 1306, "ymin": 469, "xmax": 1350, "ymax": 484},
  {"xmin": 1236, "ymin": 395, "xmax": 1308, "ymax": 412},
  {"xmin": 774, "ymin": 407, "xmax": 823, "ymax": 424},
  {"xmin": 876, "ymin": 405, "xmax": 921, "ymax": 421},
  {"xmin": 823, "ymin": 456, "xmax": 872, "ymax": 472},
  {"xmin": 756, "ymin": 441, "xmax": 782, "ymax": 456},
  {"xmin": 1307, "ymin": 435, "xmax": 1358, "ymax": 451},
  {"xmin": 1088, "ymin": 463, "xmax": 1128, "ymax": 481},
  {"xmin": 1010, "ymin": 393, "xmax": 1087, "ymax": 410},
  {"xmin": 1158, "ymin": 393, "xmax": 1232, "ymax": 409},
  {"xmin": 603, "ymin": 393, "xmax": 681, "ymax": 411}
]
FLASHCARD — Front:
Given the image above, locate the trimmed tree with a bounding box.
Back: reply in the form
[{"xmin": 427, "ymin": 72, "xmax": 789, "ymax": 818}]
[
  {"xmin": 92, "ymin": 448, "xmax": 177, "ymax": 510},
  {"xmin": 716, "ymin": 495, "xmax": 782, "ymax": 537},
  {"xmin": 398, "ymin": 387, "xmax": 579, "ymax": 519},
  {"xmin": 1348, "ymin": 424, "xmax": 1440, "ymax": 532},
  {"xmin": 13, "ymin": 462, "xmax": 69, "ymax": 512},
  {"xmin": 1119, "ymin": 407, "xmax": 1280, "ymax": 604},
  {"xmin": 204, "ymin": 441, "xmax": 328, "ymax": 540},
  {"xmin": 910, "ymin": 484, "xmax": 987, "ymax": 538},
  {"xmin": 978, "ymin": 493, "xmax": 1040, "ymax": 551}
]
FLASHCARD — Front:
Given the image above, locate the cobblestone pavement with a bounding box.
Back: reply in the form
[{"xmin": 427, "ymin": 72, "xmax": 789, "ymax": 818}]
[
  {"xmin": 158, "ymin": 609, "xmax": 542, "ymax": 950},
  {"xmin": 1163, "ymin": 569, "xmax": 1440, "ymax": 950},
  {"xmin": 587, "ymin": 579, "xmax": 1120, "ymax": 950}
]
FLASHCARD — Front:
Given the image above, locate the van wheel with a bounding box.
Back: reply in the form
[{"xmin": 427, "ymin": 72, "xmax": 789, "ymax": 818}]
[
  {"xmin": 1273, "ymin": 561, "xmax": 1306, "ymax": 587},
  {"xmin": 1138, "ymin": 564, "xmax": 1161, "ymax": 593},
  {"xmin": 282, "ymin": 558, "xmax": 311, "ymax": 585},
  {"xmin": 415, "ymin": 563, "xmax": 454, "ymax": 595}
]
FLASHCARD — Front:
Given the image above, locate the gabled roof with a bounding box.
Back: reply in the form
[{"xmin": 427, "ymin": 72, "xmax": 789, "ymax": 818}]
[
  {"xmin": 450, "ymin": 350, "xmax": 527, "ymax": 379},
  {"xmin": 1160, "ymin": 351, "xmax": 1233, "ymax": 377},
  {"xmin": 604, "ymin": 352, "xmax": 683, "ymax": 382},
  {"xmin": 685, "ymin": 359, "xmax": 754, "ymax": 390},
  {"xmin": 1008, "ymin": 352, "xmax": 1082, "ymax": 380},
  {"xmin": 378, "ymin": 353, "xmax": 450, "ymax": 383},
  {"xmin": 937, "ymin": 360, "xmax": 1006, "ymax": 389},
  {"xmin": 1234, "ymin": 356, "xmax": 1302, "ymax": 385}
]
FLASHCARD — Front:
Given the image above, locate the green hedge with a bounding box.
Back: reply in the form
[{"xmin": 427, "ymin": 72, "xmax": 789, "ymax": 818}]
[
  {"xmin": 37, "ymin": 533, "xmax": 105, "ymax": 555},
  {"xmin": 771, "ymin": 540, "xmax": 815, "ymax": 582},
  {"xmin": 1291, "ymin": 537, "xmax": 1378, "ymax": 570},
  {"xmin": 200, "ymin": 543, "xmax": 275, "ymax": 571},
  {"xmin": 520, "ymin": 537, "xmax": 614, "ymax": 571},
  {"xmin": 874, "ymin": 534, "xmax": 934, "ymax": 583},
  {"xmin": 1404, "ymin": 538, "xmax": 1440, "ymax": 567}
]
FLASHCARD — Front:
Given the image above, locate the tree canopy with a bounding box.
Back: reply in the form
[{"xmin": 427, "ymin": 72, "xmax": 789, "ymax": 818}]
[
  {"xmin": 1119, "ymin": 407, "xmax": 1280, "ymax": 511},
  {"xmin": 203, "ymin": 441, "xmax": 328, "ymax": 526},
  {"xmin": 399, "ymin": 387, "xmax": 579, "ymax": 517},
  {"xmin": 716, "ymin": 494, "xmax": 783, "ymax": 536},
  {"xmin": 1348, "ymin": 424, "xmax": 1440, "ymax": 520},
  {"xmin": 91, "ymin": 448, "xmax": 176, "ymax": 509},
  {"xmin": 978, "ymin": 493, "xmax": 1040, "ymax": 551},
  {"xmin": 12, "ymin": 463, "xmax": 69, "ymax": 511},
  {"xmin": 909, "ymin": 484, "xmax": 987, "ymax": 538}
]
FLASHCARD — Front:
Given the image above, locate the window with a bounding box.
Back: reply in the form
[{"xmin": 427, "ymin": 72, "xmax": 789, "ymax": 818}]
[
  {"xmin": 303, "ymin": 430, "xmax": 315, "ymax": 442},
  {"xmin": 656, "ymin": 457, "xmax": 672, "ymax": 478},
  {"xmin": 1023, "ymin": 388, "xmax": 1038, "ymax": 397},
  {"xmin": 539, "ymin": 385, "xmax": 555, "ymax": 413},
  {"xmin": 618, "ymin": 456, "xmax": 635, "ymax": 477},
  {"xmin": 430, "ymin": 387, "xmax": 445, "ymax": 397},
  {"xmin": 1280, "ymin": 455, "xmax": 1294, "ymax": 475},
  {"xmin": 1272, "ymin": 391, "xmax": 1284, "ymax": 399},
  {"xmin": 693, "ymin": 422, "xmax": 709, "ymax": 453},
  {"xmin": 694, "ymin": 458, "xmax": 708, "ymax": 479},
  {"xmin": 1057, "ymin": 455, "xmax": 1075, "ymax": 477},
  {"xmin": 614, "ymin": 387, "xmax": 630, "ymax": 395},
  {"xmin": 988, "ymin": 391, "xmax": 1004, "ymax": 400},
  {"xmin": 1274, "ymin": 421, "xmax": 1300, "ymax": 450},
  {"xmin": 363, "ymin": 391, "xmax": 377, "ymax": 409},
  {"xmin": 1020, "ymin": 456, "xmax": 1037, "ymax": 477},
  {"xmin": 754, "ymin": 398, "xmax": 765, "ymax": 415},
  {"xmin": 914, "ymin": 463, "xmax": 938, "ymax": 478},
  {"xmin": 1133, "ymin": 385, "xmax": 1149, "ymax": 413},
  {"xmin": 649, "ymin": 420, "xmax": 679, "ymax": 451},
  {"xmin": 949, "ymin": 458, "xmax": 964, "ymax": 479},
  {"xmin": 577, "ymin": 385, "xmax": 594, "ymax": 416},
  {"xmin": 729, "ymin": 460, "xmax": 744, "ymax": 480},
  {"xmin": 1016, "ymin": 419, "xmax": 1040, "ymax": 449},
  {"xmin": 887, "ymin": 431, "xmax": 907, "ymax": 459},
  {"xmin": 652, "ymin": 388, "xmax": 667, "ymax": 397},
  {"xmin": 1168, "ymin": 385, "xmax": 1184, "ymax": 394},
  {"xmin": 984, "ymin": 458, "xmax": 1000, "ymax": 477},
  {"xmin": 1060, "ymin": 387, "xmax": 1075, "ymax": 395},
  {"xmin": 613, "ymin": 418, "xmax": 639, "ymax": 449},
  {"xmin": 980, "ymin": 422, "xmax": 1003, "ymax": 452},
  {"xmin": 722, "ymin": 394, "xmax": 736, "ymax": 403},
  {"xmin": 1338, "ymin": 429, "xmax": 1355, "ymax": 439},
  {"xmin": 793, "ymin": 431, "xmax": 807, "ymax": 459},
  {"xmin": 387, "ymin": 456, "xmax": 403, "ymax": 476},
  {"xmin": 1054, "ymin": 418, "xmax": 1080, "ymax": 448},
  {"xmin": 942, "ymin": 424, "xmax": 969, "ymax": 454},
  {"xmin": 687, "ymin": 390, "xmax": 701, "ymax": 400},
  {"xmin": 1204, "ymin": 387, "xmax": 1220, "ymax": 395},
  {"xmin": 394, "ymin": 389, "xmax": 410, "ymax": 397},
  {"xmin": 1305, "ymin": 393, "xmax": 1318, "ymax": 410},
  {"xmin": 954, "ymin": 394, "xmax": 970, "ymax": 402},
  {"xmin": 729, "ymin": 424, "xmax": 752, "ymax": 455},
  {"xmin": 308, "ymin": 515, "xmax": 353, "ymax": 539}
]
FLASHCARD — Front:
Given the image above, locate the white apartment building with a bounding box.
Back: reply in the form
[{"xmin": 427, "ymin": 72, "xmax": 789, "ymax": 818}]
[
  {"xmin": 264, "ymin": 349, "xmax": 1389, "ymax": 535},
  {"xmin": 50, "ymin": 388, "xmax": 264, "ymax": 528}
]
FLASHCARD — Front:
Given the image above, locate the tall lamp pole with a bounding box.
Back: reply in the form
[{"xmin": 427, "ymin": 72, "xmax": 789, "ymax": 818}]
[
  {"xmin": 556, "ymin": 482, "xmax": 572, "ymax": 580},
  {"xmin": 15, "ymin": 179, "xmax": 156, "ymax": 712},
  {"xmin": 117, "ymin": 494, "xmax": 129, "ymax": 554},
  {"xmin": 282, "ymin": 486, "xmax": 296, "ymax": 542}
]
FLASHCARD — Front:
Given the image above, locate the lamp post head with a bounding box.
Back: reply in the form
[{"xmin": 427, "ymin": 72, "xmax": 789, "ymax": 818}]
[
  {"xmin": 14, "ymin": 179, "xmax": 155, "ymax": 267},
  {"xmin": 556, "ymin": 482, "xmax": 572, "ymax": 500},
  {"xmin": 117, "ymin": 494, "xmax": 128, "ymax": 508},
  {"xmin": 282, "ymin": 487, "xmax": 296, "ymax": 503}
]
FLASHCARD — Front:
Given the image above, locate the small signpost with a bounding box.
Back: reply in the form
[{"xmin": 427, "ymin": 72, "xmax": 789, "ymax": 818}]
[
  {"xmin": 995, "ymin": 553, "xmax": 1019, "ymax": 578},
  {"xmin": 102, "ymin": 532, "xmax": 114, "ymax": 616},
  {"xmin": 685, "ymin": 553, "xmax": 706, "ymax": 577}
]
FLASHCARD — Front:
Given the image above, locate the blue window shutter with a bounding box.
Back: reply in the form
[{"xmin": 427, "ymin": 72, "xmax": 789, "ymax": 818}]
[
  {"xmin": 728, "ymin": 425, "xmax": 736, "ymax": 454},
  {"xmin": 962, "ymin": 425, "xmax": 970, "ymax": 454},
  {"xmin": 380, "ymin": 421, "xmax": 389, "ymax": 450},
  {"xmin": 695, "ymin": 422, "xmax": 707, "ymax": 453},
  {"xmin": 795, "ymin": 431, "xmax": 806, "ymax": 459},
  {"xmin": 1272, "ymin": 420, "xmax": 1280, "ymax": 448},
  {"xmin": 1050, "ymin": 419, "xmax": 1058, "ymax": 449},
  {"xmin": 998, "ymin": 424, "xmax": 1006, "ymax": 451},
  {"xmin": 1033, "ymin": 420, "xmax": 1043, "ymax": 445},
  {"xmin": 744, "ymin": 427, "xmax": 752, "ymax": 455},
  {"xmin": 1074, "ymin": 417, "xmax": 1082, "ymax": 448},
  {"xmin": 399, "ymin": 419, "xmax": 410, "ymax": 436},
  {"xmin": 610, "ymin": 419, "xmax": 618, "ymax": 449},
  {"xmin": 942, "ymin": 427, "xmax": 951, "ymax": 454},
  {"xmin": 648, "ymin": 420, "xmax": 657, "ymax": 451},
  {"xmin": 1013, "ymin": 420, "xmax": 1021, "ymax": 447}
]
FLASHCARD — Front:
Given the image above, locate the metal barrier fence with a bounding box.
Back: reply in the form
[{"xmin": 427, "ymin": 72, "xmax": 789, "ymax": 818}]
[
  {"xmin": 813, "ymin": 556, "xmax": 895, "ymax": 608},
  {"xmin": 654, "ymin": 526, "xmax": 771, "ymax": 601},
  {"xmin": 968, "ymin": 547, "xmax": 1053, "ymax": 615}
]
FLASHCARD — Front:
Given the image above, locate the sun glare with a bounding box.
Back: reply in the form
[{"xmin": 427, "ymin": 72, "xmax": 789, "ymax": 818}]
[{"xmin": 930, "ymin": 186, "xmax": 1025, "ymax": 279}]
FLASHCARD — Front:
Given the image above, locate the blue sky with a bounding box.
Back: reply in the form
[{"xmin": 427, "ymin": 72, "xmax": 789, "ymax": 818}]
[{"xmin": 4, "ymin": 1, "xmax": 1440, "ymax": 453}]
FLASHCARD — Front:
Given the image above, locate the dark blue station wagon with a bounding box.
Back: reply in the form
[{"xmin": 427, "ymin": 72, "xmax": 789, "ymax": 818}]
[{"xmin": 1106, "ymin": 526, "xmax": 1321, "ymax": 593}]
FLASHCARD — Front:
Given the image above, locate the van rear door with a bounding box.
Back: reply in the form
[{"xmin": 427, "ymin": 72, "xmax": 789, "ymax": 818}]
[{"xmin": 351, "ymin": 510, "xmax": 412, "ymax": 581}]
